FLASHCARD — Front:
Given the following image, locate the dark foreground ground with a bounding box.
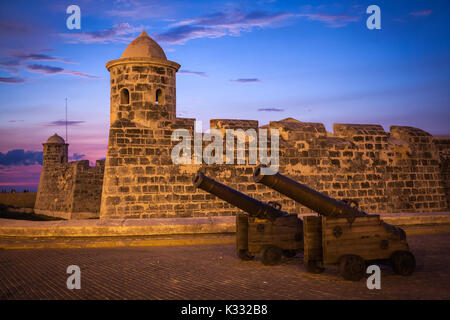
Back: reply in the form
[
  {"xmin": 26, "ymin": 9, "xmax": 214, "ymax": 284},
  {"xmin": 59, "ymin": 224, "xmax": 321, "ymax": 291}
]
[{"xmin": 0, "ymin": 233, "xmax": 449, "ymax": 300}]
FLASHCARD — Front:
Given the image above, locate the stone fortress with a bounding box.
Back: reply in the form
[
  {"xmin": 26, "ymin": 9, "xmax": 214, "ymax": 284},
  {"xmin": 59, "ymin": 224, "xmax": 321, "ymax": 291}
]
[{"xmin": 35, "ymin": 30, "xmax": 450, "ymax": 219}]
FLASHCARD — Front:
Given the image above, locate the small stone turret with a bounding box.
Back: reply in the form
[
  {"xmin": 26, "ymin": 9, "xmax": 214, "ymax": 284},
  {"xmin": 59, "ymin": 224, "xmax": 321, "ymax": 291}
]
[
  {"xmin": 105, "ymin": 30, "xmax": 180, "ymax": 126},
  {"xmin": 35, "ymin": 133, "xmax": 104, "ymax": 219},
  {"xmin": 43, "ymin": 133, "xmax": 68, "ymax": 166}
]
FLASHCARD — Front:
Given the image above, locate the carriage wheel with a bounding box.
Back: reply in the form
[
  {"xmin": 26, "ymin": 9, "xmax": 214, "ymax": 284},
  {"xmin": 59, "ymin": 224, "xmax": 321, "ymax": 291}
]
[
  {"xmin": 261, "ymin": 246, "xmax": 282, "ymax": 266},
  {"xmin": 391, "ymin": 251, "xmax": 416, "ymax": 276},
  {"xmin": 339, "ymin": 255, "xmax": 365, "ymax": 281}
]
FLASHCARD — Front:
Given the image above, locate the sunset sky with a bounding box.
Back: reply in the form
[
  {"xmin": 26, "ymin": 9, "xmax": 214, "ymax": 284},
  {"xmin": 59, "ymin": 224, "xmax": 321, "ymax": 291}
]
[{"xmin": 0, "ymin": 0, "xmax": 449, "ymax": 191}]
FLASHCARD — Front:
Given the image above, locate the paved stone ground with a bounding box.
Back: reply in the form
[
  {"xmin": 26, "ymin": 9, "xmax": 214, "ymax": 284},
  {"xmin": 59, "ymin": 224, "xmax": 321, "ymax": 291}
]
[{"xmin": 0, "ymin": 233, "xmax": 449, "ymax": 300}]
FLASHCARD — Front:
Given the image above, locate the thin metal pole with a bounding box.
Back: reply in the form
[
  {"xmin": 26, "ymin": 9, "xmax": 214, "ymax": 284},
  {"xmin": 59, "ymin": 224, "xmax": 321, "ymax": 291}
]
[{"xmin": 65, "ymin": 98, "xmax": 68, "ymax": 142}]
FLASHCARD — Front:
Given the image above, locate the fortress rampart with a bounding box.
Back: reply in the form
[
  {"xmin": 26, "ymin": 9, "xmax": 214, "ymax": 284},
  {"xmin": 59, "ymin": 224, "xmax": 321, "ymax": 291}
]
[
  {"xmin": 34, "ymin": 139, "xmax": 104, "ymax": 219},
  {"xmin": 100, "ymin": 116, "xmax": 449, "ymax": 219},
  {"xmin": 35, "ymin": 30, "xmax": 450, "ymax": 220}
]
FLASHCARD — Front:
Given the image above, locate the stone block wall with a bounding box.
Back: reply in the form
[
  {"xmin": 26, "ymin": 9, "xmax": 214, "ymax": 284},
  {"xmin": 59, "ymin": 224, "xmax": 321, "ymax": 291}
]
[
  {"xmin": 35, "ymin": 159, "xmax": 104, "ymax": 219},
  {"xmin": 100, "ymin": 117, "xmax": 198, "ymax": 218},
  {"xmin": 434, "ymin": 136, "xmax": 450, "ymax": 209},
  {"xmin": 99, "ymin": 116, "xmax": 448, "ymax": 219},
  {"xmin": 71, "ymin": 160, "xmax": 105, "ymax": 215}
]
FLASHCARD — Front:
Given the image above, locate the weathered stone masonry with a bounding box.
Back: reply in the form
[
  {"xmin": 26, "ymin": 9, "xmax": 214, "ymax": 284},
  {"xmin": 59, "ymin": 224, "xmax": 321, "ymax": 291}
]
[
  {"xmin": 100, "ymin": 113, "xmax": 449, "ymax": 219},
  {"xmin": 434, "ymin": 136, "xmax": 450, "ymax": 209},
  {"xmin": 34, "ymin": 134, "xmax": 104, "ymax": 219}
]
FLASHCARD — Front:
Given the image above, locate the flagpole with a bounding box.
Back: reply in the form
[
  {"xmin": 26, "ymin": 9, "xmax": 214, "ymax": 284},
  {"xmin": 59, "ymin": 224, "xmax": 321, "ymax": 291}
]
[{"xmin": 65, "ymin": 98, "xmax": 68, "ymax": 142}]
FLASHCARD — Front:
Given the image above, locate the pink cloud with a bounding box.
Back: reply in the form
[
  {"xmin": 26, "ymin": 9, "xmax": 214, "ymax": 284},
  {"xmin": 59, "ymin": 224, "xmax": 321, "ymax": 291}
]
[
  {"xmin": 25, "ymin": 64, "xmax": 102, "ymax": 79},
  {"xmin": 0, "ymin": 50, "xmax": 76, "ymax": 80},
  {"xmin": 156, "ymin": 10, "xmax": 294, "ymax": 44},
  {"xmin": 178, "ymin": 70, "xmax": 208, "ymax": 77},
  {"xmin": 409, "ymin": 10, "xmax": 432, "ymax": 17},
  {"xmin": 257, "ymin": 107, "xmax": 284, "ymax": 112},
  {"xmin": 60, "ymin": 23, "xmax": 142, "ymax": 44},
  {"xmin": 0, "ymin": 20, "xmax": 28, "ymax": 34},
  {"xmin": 296, "ymin": 13, "xmax": 359, "ymax": 28},
  {"xmin": 230, "ymin": 78, "xmax": 261, "ymax": 83},
  {"xmin": 0, "ymin": 76, "xmax": 26, "ymax": 83},
  {"xmin": 10, "ymin": 51, "xmax": 74, "ymax": 64}
]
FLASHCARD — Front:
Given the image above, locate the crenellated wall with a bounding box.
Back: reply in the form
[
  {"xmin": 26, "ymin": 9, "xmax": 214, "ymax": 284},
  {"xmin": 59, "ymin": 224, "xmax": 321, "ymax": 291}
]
[
  {"xmin": 35, "ymin": 158, "xmax": 104, "ymax": 219},
  {"xmin": 434, "ymin": 136, "xmax": 450, "ymax": 209},
  {"xmin": 99, "ymin": 116, "xmax": 449, "ymax": 219}
]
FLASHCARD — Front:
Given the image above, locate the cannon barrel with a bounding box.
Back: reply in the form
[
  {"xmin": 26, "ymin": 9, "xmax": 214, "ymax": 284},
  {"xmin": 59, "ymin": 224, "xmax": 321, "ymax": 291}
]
[
  {"xmin": 253, "ymin": 165, "xmax": 368, "ymax": 218},
  {"xmin": 253, "ymin": 165, "xmax": 406, "ymax": 239},
  {"xmin": 194, "ymin": 171, "xmax": 288, "ymax": 221}
]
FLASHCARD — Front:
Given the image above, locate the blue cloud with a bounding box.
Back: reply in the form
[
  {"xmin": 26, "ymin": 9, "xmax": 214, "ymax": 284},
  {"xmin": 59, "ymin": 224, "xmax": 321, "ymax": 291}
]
[
  {"xmin": 0, "ymin": 150, "xmax": 43, "ymax": 166},
  {"xmin": 178, "ymin": 70, "xmax": 208, "ymax": 77},
  {"xmin": 0, "ymin": 77, "xmax": 25, "ymax": 83},
  {"xmin": 156, "ymin": 10, "xmax": 293, "ymax": 44},
  {"xmin": 45, "ymin": 120, "xmax": 85, "ymax": 126},
  {"xmin": 69, "ymin": 153, "xmax": 85, "ymax": 161},
  {"xmin": 230, "ymin": 78, "xmax": 261, "ymax": 83},
  {"xmin": 257, "ymin": 107, "xmax": 284, "ymax": 112}
]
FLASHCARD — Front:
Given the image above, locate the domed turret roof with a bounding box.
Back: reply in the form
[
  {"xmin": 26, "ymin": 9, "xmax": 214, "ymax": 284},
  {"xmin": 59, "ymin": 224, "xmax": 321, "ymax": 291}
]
[
  {"xmin": 121, "ymin": 30, "xmax": 167, "ymax": 60},
  {"xmin": 46, "ymin": 133, "xmax": 65, "ymax": 144}
]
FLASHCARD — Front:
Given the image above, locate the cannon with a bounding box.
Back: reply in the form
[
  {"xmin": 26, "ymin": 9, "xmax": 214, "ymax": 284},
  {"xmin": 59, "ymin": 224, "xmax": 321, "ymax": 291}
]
[
  {"xmin": 194, "ymin": 171, "xmax": 303, "ymax": 265},
  {"xmin": 253, "ymin": 165, "xmax": 370, "ymax": 218},
  {"xmin": 253, "ymin": 165, "xmax": 415, "ymax": 281}
]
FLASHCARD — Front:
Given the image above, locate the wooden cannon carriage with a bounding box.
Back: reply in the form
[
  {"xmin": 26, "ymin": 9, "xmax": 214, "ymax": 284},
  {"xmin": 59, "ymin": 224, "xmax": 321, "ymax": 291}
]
[
  {"xmin": 253, "ymin": 165, "xmax": 416, "ymax": 281},
  {"xmin": 193, "ymin": 168, "xmax": 415, "ymax": 281},
  {"xmin": 194, "ymin": 172, "xmax": 303, "ymax": 265}
]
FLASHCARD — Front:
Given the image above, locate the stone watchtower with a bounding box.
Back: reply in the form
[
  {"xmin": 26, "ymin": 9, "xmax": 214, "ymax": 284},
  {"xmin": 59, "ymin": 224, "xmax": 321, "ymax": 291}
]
[
  {"xmin": 100, "ymin": 30, "xmax": 185, "ymax": 218},
  {"xmin": 34, "ymin": 133, "xmax": 69, "ymax": 216},
  {"xmin": 105, "ymin": 30, "xmax": 180, "ymax": 125},
  {"xmin": 42, "ymin": 133, "xmax": 68, "ymax": 166}
]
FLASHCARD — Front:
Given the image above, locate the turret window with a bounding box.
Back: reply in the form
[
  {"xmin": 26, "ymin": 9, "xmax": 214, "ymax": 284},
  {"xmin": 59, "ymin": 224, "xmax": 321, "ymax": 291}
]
[
  {"xmin": 120, "ymin": 88, "xmax": 130, "ymax": 104},
  {"xmin": 155, "ymin": 88, "xmax": 163, "ymax": 104}
]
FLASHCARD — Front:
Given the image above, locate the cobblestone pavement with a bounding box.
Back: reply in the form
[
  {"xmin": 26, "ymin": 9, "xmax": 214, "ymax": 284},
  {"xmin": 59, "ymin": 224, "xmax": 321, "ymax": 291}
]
[{"xmin": 0, "ymin": 233, "xmax": 449, "ymax": 300}]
